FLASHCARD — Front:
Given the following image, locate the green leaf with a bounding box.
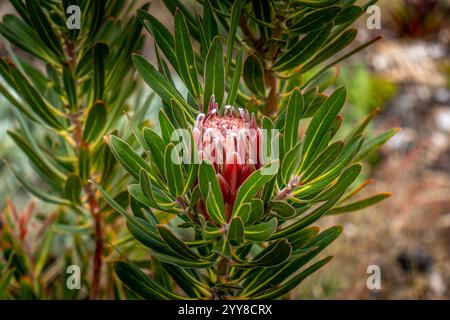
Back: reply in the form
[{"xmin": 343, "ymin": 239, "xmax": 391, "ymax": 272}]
[
  {"xmin": 348, "ymin": 108, "xmax": 380, "ymax": 139},
  {"xmin": 152, "ymin": 252, "xmax": 216, "ymax": 268},
  {"xmin": 272, "ymin": 24, "xmax": 332, "ymax": 72},
  {"xmin": 7, "ymin": 62, "xmax": 64, "ymax": 129},
  {"xmin": 237, "ymin": 239, "xmax": 292, "ymax": 268},
  {"xmin": 228, "ymin": 217, "xmax": 245, "ymax": 245},
  {"xmin": 157, "ymin": 225, "xmax": 200, "ymax": 260},
  {"xmin": 246, "ymin": 199, "xmax": 264, "ymax": 226},
  {"xmin": 225, "ymin": 0, "xmax": 242, "ymax": 76},
  {"xmin": 291, "ymin": 6, "xmax": 342, "ymax": 34},
  {"xmin": 270, "ymin": 201, "xmax": 296, "ymax": 218},
  {"xmin": 83, "ymin": 101, "xmax": 106, "ymax": 143},
  {"xmin": 232, "ymin": 160, "xmax": 279, "ymax": 218},
  {"xmin": 62, "ymin": 62, "xmax": 77, "ymax": 110},
  {"xmin": 301, "ymin": 28, "xmax": 357, "ymax": 74},
  {"xmin": 225, "ymin": 47, "xmax": 243, "ymax": 106},
  {"xmin": 253, "ymin": 256, "xmax": 333, "ymax": 299},
  {"xmin": 162, "ymin": 263, "xmax": 210, "ymax": 298},
  {"xmin": 175, "ymin": 9, "xmax": 201, "ymax": 99},
  {"xmin": 202, "ymin": 0, "xmax": 218, "ymax": 50},
  {"xmin": 34, "ymin": 229, "xmax": 54, "ymax": 277},
  {"xmin": 283, "ymin": 89, "xmax": 304, "ymax": 152},
  {"xmin": 328, "ymin": 193, "xmax": 392, "ymax": 215},
  {"xmin": 92, "ymin": 42, "xmax": 108, "ymax": 100},
  {"xmin": 301, "ymin": 87, "xmax": 346, "ymax": 169},
  {"xmin": 199, "ymin": 161, "xmax": 226, "ymax": 224},
  {"xmin": 78, "ymin": 147, "xmax": 90, "ymax": 182},
  {"xmin": 161, "ymin": 0, "xmax": 201, "ymax": 42},
  {"xmin": 143, "ymin": 127, "xmax": 166, "ymax": 171},
  {"xmin": 203, "ymin": 37, "xmax": 225, "ymax": 111},
  {"xmin": 335, "ymin": 6, "xmax": 363, "ymax": 25},
  {"xmin": 293, "ymin": 0, "xmax": 340, "ymax": 7},
  {"xmin": 139, "ymin": 170, "xmax": 162, "ymax": 209},
  {"xmin": 243, "ymin": 55, "xmax": 265, "ymax": 97},
  {"xmin": 114, "ymin": 261, "xmax": 190, "ymax": 300},
  {"xmin": 214, "ymin": 236, "xmax": 231, "ymax": 258},
  {"xmin": 108, "ymin": 135, "xmax": 153, "ymax": 180},
  {"xmin": 7, "ymin": 163, "xmax": 70, "ymax": 205},
  {"xmin": 245, "ymin": 218, "xmax": 277, "ymax": 241},
  {"xmin": 271, "ymin": 195, "xmax": 342, "ymax": 239},
  {"xmin": 355, "ymin": 128, "xmax": 399, "ymax": 161},
  {"xmin": 138, "ymin": 10, "xmax": 178, "ymax": 70},
  {"xmin": 280, "ymin": 141, "xmax": 302, "ymax": 185},
  {"xmin": 25, "ymin": 0, "xmax": 64, "ymax": 59},
  {"xmin": 0, "ymin": 15, "xmax": 56, "ymax": 62},
  {"xmin": 301, "ymin": 141, "xmax": 344, "ymax": 183},
  {"xmin": 64, "ymin": 174, "xmax": 82, "ymax": 204},
  {"xmin": 96, "ymin": 183, "xmax": 173, "ymax": 254},
  {"xmin": 133, "ymin": 54, "xmax": 196, "ymax": 120},
  {"xmin": 87, "ymin": 0, "xmax": 105, "ymax": 41},
  {"xmin": 313, "ymin": 163, "xmax": 362, "ymax": 202},
  {"xmin": 164, "ymin": 143, "xmax": 184, "ymax": 197},
  {"xmin": 159, "ymin": 109, "xmax": 177, "ymax": 143},
  {"xmin": 7, "ymin": 130, "xmax": 66, "ymax": 187}
]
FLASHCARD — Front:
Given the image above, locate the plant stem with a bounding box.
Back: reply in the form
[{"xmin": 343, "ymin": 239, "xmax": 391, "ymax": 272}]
[
  {"xmin": 264, "ymin": 70, "xmax": 278, "ymax": 116},
  {"xmin": 69, "ymin": 110, "xmax": 103, "ymax": 299},
  {"xmin": 85, "ymin": 183, "xmax": 103, "ymax": 300}
]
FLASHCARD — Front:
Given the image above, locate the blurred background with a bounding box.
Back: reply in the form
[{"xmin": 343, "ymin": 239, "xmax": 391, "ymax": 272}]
[{"xmin": 1, "ymin": 0, "xmax": 449, "ymax": 299}]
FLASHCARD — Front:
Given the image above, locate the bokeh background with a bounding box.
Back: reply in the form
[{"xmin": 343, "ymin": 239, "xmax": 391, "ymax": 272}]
[{"xmin": 1, "ymin": 0, "xmax": 449, "ymax": 299}]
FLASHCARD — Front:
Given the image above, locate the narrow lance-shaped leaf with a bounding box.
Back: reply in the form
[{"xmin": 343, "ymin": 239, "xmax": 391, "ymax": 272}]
[
  {"xmin": 203, "ymin": 37, "xmax": 224, "ymax": 112},
  {"xmin": 272, "ymin": 24, "xmax": 332, "ymax": 72},
  {"xmin": 300, "ymin": 87, "xmax": 347, "ymax": 170},
  {"xmin": 83, "ymin": 101, "xmax": 106, "ymax": 143},
  {"xmin": 283, "ymin": 88, "xmax": 304, "ymax": 152},
  {"xmin": 143, "ymin": 127, "xmax": 166, "ymax": 172},
  {"xmin": 62, "ymin": 62, "xmax": 77, "ymax": 110},
  {"xmin": 252, "ymin": 256, "xmax": 334, "ymax": 299},
  {"xmin": 8, "ymin": 62, "xmax": 64, "ymax": 130},
  {"xmin": 137, "ymin": 10, "xmax": 178, "ymax": 70},
  {"xmin": 164, "ymin": 143, "xmax": 184, "ymax": 197},
  {"xmin": 355, "ymin": 128, "xmax": 400, "ymax": 161},
  {"xmin": 245, "ymin": 217, "xmax": 277, "ymax": 241},
  {"xmin": 243, "ymin": 55, "xmax": 265, "ymax": 97},
  {"xmin": 78, "ymin": 147, "xmax": 90, "ymax": 182},
  {"xmin": 236, "ymin": 239, "xmax": 292, "ymax": 268},
  {"xmin": 290, "ymin": 6, "xmax": 342, "ymax": 34},
  {"xmin": 6, "ymin": 162, "xmax": 71, "ymax": 205},
  {"xmin": 64, "ymin": 174, "xmax": 82, "ymax": 204},
  {"xmin": 157, "ymin": 225, "xmax": 200, "ymax": 260},
  {"xmin": 225, "ymin": 0, "xmax": 242, "ymax": 76},
  {"xmin": 199, "ymin": 161, "xmax": 226, "ymax": 224},
  {"xmin": 175, "ymin": 9, "xmax": 201, "ymax": 99},
  {"xmin": 25, "ymin": 0, "xmax": 64, "ymax": 59},
  {"xmin": 301, "ymin": 28, "xmax": 357, "ymax": 74},
  {"xmin": 93, "ymin": 43, "xmax": 108, "ymax": 101},
  {"xmin": 225, "ymin": 47, "xmax": 243, "ymax": 106},
  {"xmin": 202, "ymin": 0, "xmax": 218, "ymax": 50},
  {"xmin": 108, "ymin": 135, "xmax": 153, "ymax": 180},
  {"xmin": 328, "ymin": 193, "xmax": 392, "ymax": 215},
  {"xmin": 114, "ymin": 261, "xmax": 191, "ymax": 300},
  {"xmin": 232, "ymin": 160, "xmax": 280, "ymax": 218},
  {"xmin": 133, "ymin": 54, "xmax": 196, "ymax": 121},
  {"xmin": 228, "ymin": 216, "xmax": 244, "ymax": 245}
]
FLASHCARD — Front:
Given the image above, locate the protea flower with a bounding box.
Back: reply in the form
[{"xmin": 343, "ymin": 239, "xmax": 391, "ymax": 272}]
[{"xmin": 193, "ymin": 97, "xmax": 262, "ymax": 220}]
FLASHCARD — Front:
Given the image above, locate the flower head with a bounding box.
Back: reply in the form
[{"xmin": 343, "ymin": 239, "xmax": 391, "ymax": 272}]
[{"xmin": 193, "ymin": 96, "xmax": 262, "ymax": 219}]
